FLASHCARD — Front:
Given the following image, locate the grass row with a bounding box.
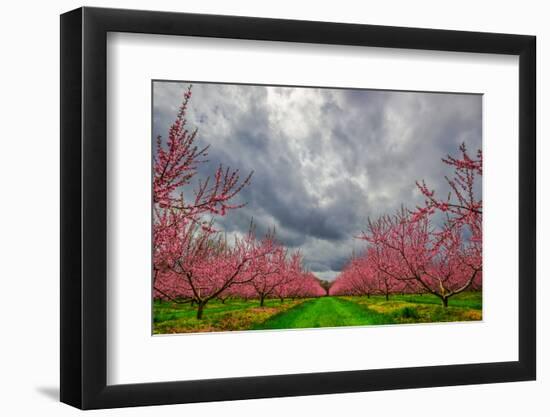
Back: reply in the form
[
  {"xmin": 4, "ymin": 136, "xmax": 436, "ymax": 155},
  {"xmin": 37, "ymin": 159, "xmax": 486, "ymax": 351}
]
[
  {"xmin": 153, "ymin": 298, "xmax": 308, "ymax": 334},
  {"xmin": 253, "ymin": 297, "xmax": 394, "ymax": 330},
  {"xmin": 342, "ymin": 292, "xmax": 482, "ymax": 324},
  {"xmin": 153, "ymin": 292, "xmax": 482, "ymax": 334}
]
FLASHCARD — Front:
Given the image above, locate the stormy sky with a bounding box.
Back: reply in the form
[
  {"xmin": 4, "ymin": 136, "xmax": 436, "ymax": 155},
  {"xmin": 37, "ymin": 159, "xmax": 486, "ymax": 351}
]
[{"xmin": 153, "ymin": 81, "xmax": 482, "ymax": 281}]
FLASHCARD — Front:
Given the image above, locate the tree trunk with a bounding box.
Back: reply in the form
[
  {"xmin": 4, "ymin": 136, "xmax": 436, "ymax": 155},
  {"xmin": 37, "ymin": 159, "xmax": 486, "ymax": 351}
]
[
  {"xmin": 385, "ymin": 293, "xmax": 389, "ymax": 301},
  {"xmin": 280, "ymin": 297, "xmax": 284, "ymax": 304},
  {"xmin": 367, "ymin": 293, "xmax": 370, "ymax": 299},
  {"xmin": 196, "ymin": 302, "xmax": 205, "ymax": 319},
  {"xmin": 260, "ymin": 296, "xmax": 265, "ymax": 307},
  {"xmin": 442, "ymin": 297, "xmax": 449, "ymax": 308}
]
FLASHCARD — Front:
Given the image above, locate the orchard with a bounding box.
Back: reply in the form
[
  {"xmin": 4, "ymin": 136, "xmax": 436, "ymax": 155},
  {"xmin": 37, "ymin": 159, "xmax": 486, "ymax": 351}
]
[
  {"xmin": 153, "ymin": 86, "xmax": 482, "ymax": 334},
  {"xmin": 331, "ymin": 143, "xmax": 482, "ymax": 308}
]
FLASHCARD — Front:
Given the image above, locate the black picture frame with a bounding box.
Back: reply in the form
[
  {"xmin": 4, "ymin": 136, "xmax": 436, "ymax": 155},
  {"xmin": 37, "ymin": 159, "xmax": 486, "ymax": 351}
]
[{"xmin": 60, "ymin": 6, "xmax": 536, "ymax": 410}]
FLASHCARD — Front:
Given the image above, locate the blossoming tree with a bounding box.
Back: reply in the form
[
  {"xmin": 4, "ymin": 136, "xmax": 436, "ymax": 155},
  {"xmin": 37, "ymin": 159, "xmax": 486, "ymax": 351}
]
[
  {"xmin": 356, "ymin": 144, "xmax": 482, "ymax": 307},
  {"xmin": 153, "ymin": 85, "xmax": 255, "ymax": 318}
]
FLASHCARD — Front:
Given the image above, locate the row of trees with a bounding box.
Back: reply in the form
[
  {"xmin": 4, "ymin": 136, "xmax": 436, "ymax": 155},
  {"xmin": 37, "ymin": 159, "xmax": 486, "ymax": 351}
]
[
  {"xmin": 330, "ymin": 143, "xmax": 482, "ymax": 307},
  {"xmin": 154, "ymin": 226, "xmax": 326, "ymax": 318},
  {"xmin": 153, "ymin": 84, "xmax": 482, "ymax": 316},
  {"xmin": 153, "ymin": 86, "xmax": 325, "ymax": 319}
]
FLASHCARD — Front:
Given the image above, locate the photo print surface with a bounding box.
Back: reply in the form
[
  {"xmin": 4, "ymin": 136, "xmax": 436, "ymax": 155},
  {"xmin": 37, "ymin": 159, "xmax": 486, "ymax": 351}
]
[{"xmin": 152, "ymin": 81, "xmax": 482, "ymax": 334}]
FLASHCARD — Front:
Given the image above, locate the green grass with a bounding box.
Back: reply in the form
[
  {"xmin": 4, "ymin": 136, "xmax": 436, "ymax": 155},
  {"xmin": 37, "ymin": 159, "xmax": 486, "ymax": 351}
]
[
  {"xmin": 153, "ymin": 298, "xmax": 307, "ymax": 334},
  {"xmin": 381, "ymin": 292, "xmax": 482, "ymax": 310},
  {"xmin": 392, "ymin": 306, "xmax": 420, "ymax": 320},
  {"xmin": 345, "ymin": 292, "xmax": 482, "ymax": 324},
  {"xmin": 252, "ymin": 297, "xmax": 395, "ymax": 330},
  {"xmin": 154, "ymin": 299, "xmax": 255, "ymax": 323},
  {"xmin": 153, "ymin": 292, "xmax": 482, "ymax": 334}
]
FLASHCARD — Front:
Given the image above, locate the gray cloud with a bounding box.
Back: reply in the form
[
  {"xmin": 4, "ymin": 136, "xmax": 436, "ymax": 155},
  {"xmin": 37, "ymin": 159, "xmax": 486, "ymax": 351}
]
[{"xmin": 153, "ymin": 81, "xmax": 482, "ymax": 280}]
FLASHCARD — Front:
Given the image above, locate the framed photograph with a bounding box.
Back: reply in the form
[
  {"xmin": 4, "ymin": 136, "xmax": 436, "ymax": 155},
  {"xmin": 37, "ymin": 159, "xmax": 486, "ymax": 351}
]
[{"xmin": 60, "ymin": 6, "xmax": 536, "ymax": 409}]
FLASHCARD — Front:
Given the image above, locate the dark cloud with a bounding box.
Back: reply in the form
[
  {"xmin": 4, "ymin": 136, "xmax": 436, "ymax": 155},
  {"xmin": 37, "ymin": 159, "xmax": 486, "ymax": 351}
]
[{"xmin": 153, "ymin": 81, "xmax": 482, "ymax": 280}]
